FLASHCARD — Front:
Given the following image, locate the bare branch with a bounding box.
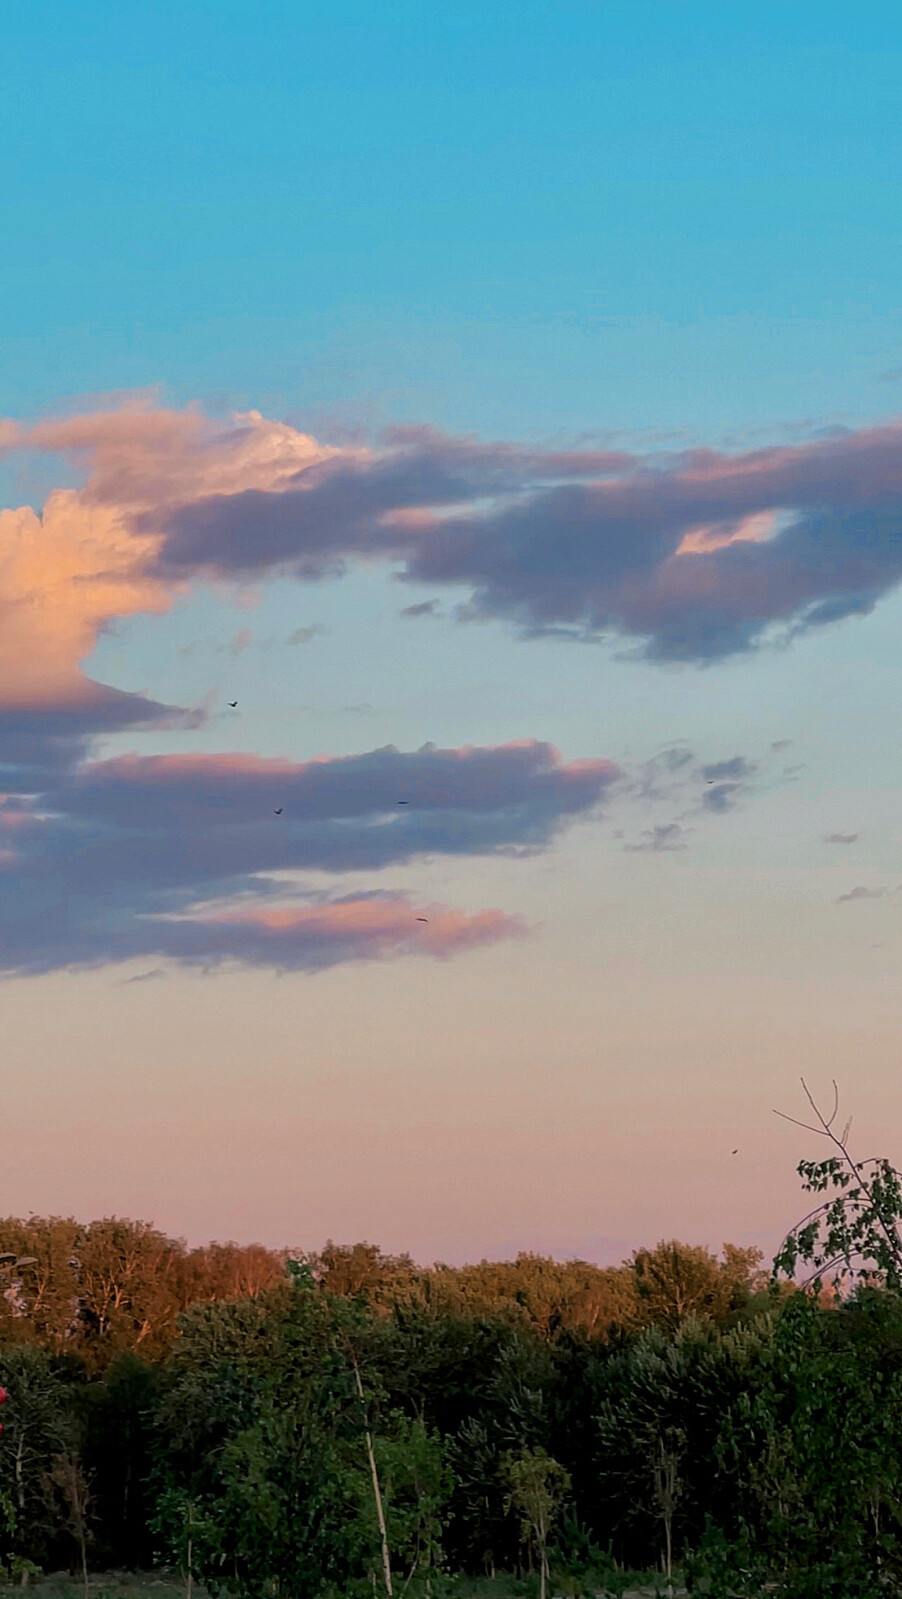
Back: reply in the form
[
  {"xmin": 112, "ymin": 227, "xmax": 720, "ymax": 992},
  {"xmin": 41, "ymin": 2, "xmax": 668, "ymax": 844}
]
[
  {"xmin": 800, "ymin": 1076, "xmax": 838, "ymax": 1132},
  {"xmin": 773, "ymin": 1110, "xmax": 826, "ymax": 1136}
]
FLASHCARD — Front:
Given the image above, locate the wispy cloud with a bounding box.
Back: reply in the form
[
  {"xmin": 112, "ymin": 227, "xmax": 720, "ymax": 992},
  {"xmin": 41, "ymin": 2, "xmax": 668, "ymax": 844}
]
[
  {"xmin": 624, "ymin": 822, "xmax": 687, "ymax": 853},
  {"xmin": 824, "ymin": 832, "xmax": 859, "ymax": 844},
  {"xmin": 286, "ymin": 624, "xmax": 324, "ymax": 645}
]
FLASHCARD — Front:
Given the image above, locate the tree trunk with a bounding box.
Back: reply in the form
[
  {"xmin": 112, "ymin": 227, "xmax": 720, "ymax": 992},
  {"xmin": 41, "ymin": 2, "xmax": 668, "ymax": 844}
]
[
  {"xmin": 352, "ymin": 1357, "xmax": 393, "ymax": 1598},
  {"xmin": 80, "ymin": 1534, "xmax": 88, "ymax": 1599},
  {"xmin": 14, "ymin": 1433, "xmax": 25, "ymax": 1514}
]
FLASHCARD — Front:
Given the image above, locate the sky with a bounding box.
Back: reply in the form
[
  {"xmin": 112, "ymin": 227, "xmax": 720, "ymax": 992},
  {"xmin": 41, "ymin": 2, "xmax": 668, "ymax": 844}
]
[{"xmin": 3, "ymin": 1, "xmax": 902, "ymax": 1265}]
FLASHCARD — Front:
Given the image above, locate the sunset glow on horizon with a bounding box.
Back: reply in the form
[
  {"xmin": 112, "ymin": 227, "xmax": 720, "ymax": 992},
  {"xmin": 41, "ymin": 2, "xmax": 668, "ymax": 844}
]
[{"xmin": 4, "ymin": 2, "xmax": 902, "ymax": 1267}]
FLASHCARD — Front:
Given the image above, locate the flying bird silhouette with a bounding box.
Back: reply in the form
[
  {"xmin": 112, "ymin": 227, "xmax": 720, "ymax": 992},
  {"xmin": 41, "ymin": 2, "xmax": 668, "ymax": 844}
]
[
  {"xmin": 397, "ymin": 799, "xmax": 409, "ymax": 805},
  {"xmin": 273, "ymin": 808, "xmax": 283, "ymax": 815},
  {"xmin": 732, "ymin": 1148, "xmax": 739, "ymax": 1154},
  {"xmin": 228, "ymin": 700, "xmax": 238, "ymax": 707},
  {"xmin": 416, "ymin": 917, "xmax": 428, "ymax": 923}
]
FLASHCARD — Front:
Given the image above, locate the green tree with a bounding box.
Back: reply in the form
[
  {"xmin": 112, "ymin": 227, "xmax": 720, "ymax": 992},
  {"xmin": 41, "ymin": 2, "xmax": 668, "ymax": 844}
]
[
  {"xmin": 504, "ymin": 1447, "xmax": 570, "ymax": 1599},
  {"xmin": 703, "ymin": 1290, "xmax": 902, "ymax": 1597},
  {"xmin": 0, "ymin": 1347, "xmax": 79, "ymax": 1575},
  {"xmin": 774, "ymin": 1079, "xmax": 902, "ymax": 1291},
  {"xmin": 593, "ymin": 1316, "xmax": 764, "ymax": 1572},
  {"xmin": 81, "ymin": 1352, "xmax": 160, "ymax": 1567},
  {"xmin": 447, "ymin": 1418, "xmax": 505, "ymax": 1578},
  {"xmin": 631, "ymin": 1240, "xmax": 764, "ymax": 1334},
  {"xmin": 651, "ymin": 1426, "xmax": 685, "ymax": 1587},
  {"xmin": 346, "ymin": 1414, "xmax": 453, "ymax": 1596},
  {"xmin": 43, "ymin": 1453, "xmax": 92, "ymax": 1599}
]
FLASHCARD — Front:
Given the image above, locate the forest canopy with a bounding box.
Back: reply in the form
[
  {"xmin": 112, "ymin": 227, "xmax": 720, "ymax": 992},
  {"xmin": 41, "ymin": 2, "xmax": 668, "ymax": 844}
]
[{"xmin": 2, "ymin": 1216, "xmax": 899, "ymax": 1596}]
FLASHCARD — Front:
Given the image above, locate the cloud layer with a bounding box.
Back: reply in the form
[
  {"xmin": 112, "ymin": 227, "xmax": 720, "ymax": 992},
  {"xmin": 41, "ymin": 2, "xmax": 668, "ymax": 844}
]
[
  {"xmin": 152, "ymin": 418, "xmax": 902, "ymax": 661},
  {"xmin": 0, "ymin": 738, "xmax": 613, "ymax": 977},
  {"xmin": 8, "ymin": 399, "xmax": 902, "ymax": 701},
  {"xmin": 0, "ymin": 396, "xmax": 837, "ymax": 976}
]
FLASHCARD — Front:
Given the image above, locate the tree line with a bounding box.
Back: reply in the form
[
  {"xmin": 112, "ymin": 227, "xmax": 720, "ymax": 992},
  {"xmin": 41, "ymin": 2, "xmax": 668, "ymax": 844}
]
[
  {"xmin": 2, "ymin": 1208, "xmax": 902, "ymax": 1597},
  {"xmin": 0, "ymin": 1217, "xmax": 767, "ymax": 1368}
]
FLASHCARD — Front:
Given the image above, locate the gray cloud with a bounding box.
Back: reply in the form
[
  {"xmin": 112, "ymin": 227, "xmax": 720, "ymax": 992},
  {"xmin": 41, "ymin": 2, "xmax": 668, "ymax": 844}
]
[
  {"xmin": 701, "ymin": 757, "xmax": 755, "ymax": 783},
  {"xmin": 624, "ymin": 822, "xmax": 687, "ymax": 853},
  {"xmin": 0, "ymin": 739, "xmax": 615, "ymax": 977},
  {"xmin": 147, "ymin": 419, "xmax": 902, "ymax": 662},
  {"xmin": 0, "ymin": 713, "xmax": 764, "ymax": 976},
  {"xmin": 286, "ymin": 624, "xmax": 325, "ymax": 645},
  {"xmin": 836, "ymin": 885, "xmax": 887, "ymax": 903},
  {"xmin": 702, "ymin": 783, "xmax": 744, "ymax": 813},
  {"xmin": 0, "ymin": 692, "xmax": 206, "ymax": 797},
  {"xmin": 400, "ymin": 600, "xmax": 439, "ymax": 618},
  {"xmin": 11, "ymin": 406, "xmax": 902, "ymax": 669}
]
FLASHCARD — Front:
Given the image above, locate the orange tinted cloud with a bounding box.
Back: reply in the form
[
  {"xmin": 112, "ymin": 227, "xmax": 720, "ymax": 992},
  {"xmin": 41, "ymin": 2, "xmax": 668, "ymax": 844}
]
[
  {"xmin": 0, "ymin": 492, "xmax": 170, "ymax": 712},
  {"xmin": 200, "ymin": 898, "xmax": 526, "ymax": 962},
  {"xmin": 12, "ymin": 398, "xmax": 902, "ymax": 679},
  {"xmin": 10, "ymin": 401, "xmax": 341, "ymax": 513},
  {"xmin": 0, "ymin": 402, "xmax": 344, "ymax": 722}
]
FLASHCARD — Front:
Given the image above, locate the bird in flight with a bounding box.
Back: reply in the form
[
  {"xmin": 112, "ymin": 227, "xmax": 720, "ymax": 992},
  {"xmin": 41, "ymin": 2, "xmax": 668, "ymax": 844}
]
[
  {"xmin": 732, "ymin": 1148, "xmax": 739, "ymax": 1155},
  {"xmin": 416, "ymin": 917, "xmax": 428, "ymax": 923},
  {"xmin": 397, "ymin": 799, "xmax": 409, "ymax": 805},
  {"xmin": 228, "ymin": 700, "xmax": 238, "ymax": 708},
  {"xmin": 273, "ymin": 807, "xmax": 283, "ymax": 815}
]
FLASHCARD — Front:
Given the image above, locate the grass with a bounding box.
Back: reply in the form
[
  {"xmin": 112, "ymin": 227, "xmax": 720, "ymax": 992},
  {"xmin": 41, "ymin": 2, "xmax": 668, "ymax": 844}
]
[
  {"xmin": 5, "ymin": 1572, "xmax": 687, "ymax": 1599},
  {"xmin": 5, "ymin": 1579, "xmax": 196, "ymax": 1599}
]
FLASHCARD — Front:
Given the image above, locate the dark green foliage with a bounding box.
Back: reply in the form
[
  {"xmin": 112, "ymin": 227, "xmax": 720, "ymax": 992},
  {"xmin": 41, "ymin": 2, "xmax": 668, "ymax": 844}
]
[
  {"xmin": 81, "ymin": 1354, "xmax": 161, "ymax": 1568},
  {"xmin": 8, "ymin": 1225, "xmax": 902, "ymax": 1593},
  {"xmin": 703, "ymin": 1290, "xmax": 902, "ymax": 1596},
  {"xmin": 0, "ymin": 1346, "xmax": 85, "ymax": 1575}
]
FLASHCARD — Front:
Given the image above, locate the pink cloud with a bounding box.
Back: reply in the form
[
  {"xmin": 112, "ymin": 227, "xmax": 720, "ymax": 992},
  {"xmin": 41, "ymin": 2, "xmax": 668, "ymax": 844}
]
[
  {"xmin": 8, "ymin": 400, "xmax": 340, "ymax": 513},
  {"xmin": 0, "ymin": 493, "xmax": 171, "ymax": 713},
  {"xmin": 60, "ymin": 741, "xmax": 618, "ymax": 835},
  {"xmin": 9, "ymin": 398, "xmax": 902, "ymax": 678},
  {"xmin": 0, "ymin": 403, "xmax": 343, "ymax": 727},
  {"xmin": 228, "ymin": 626, "xmax": 253, "ymax": 655},
  {"xmin": 0, "ymin": 724, "xmax": 762, "ymax": 978},
  {"xmin": 0, "ymin": 395, "xmax": 804, "ymax": 980},
  {"xmin": 0, "ymin": 737, "xmax": 612, "ymax": 977},
  {"xmin": 199, "ymin": 898, "xmax": 526, "ymax": 962}
]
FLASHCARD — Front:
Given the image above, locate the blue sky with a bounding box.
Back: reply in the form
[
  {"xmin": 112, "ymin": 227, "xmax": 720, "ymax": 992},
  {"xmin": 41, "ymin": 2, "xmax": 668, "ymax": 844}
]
[
  {"xmin": 2, "ymin": 3, "xmax": 902, "ymax": 1261},
  {"xmin": 4, "ymin": 2, "xmax": 902, "ymax": 436}
]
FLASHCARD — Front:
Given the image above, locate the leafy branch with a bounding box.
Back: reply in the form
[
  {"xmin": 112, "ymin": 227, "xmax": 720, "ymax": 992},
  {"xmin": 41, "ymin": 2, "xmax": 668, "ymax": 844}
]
[{"xmin": 773, "ymin": 1078, "xmax": 902, "ymax": 1290}]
